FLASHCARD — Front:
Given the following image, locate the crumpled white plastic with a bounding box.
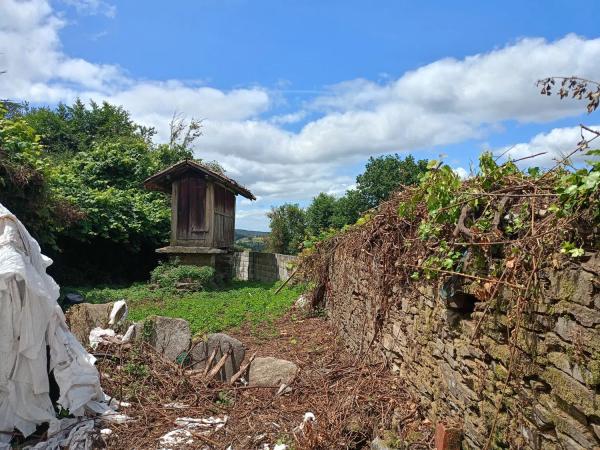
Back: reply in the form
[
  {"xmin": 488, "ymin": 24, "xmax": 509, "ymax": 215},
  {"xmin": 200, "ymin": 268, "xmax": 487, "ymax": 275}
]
[
  {"xmin": 293, "ymin": 411, "xmax": 316, "ymax": 433},
  {"xmin": 108, "ymin": 300, "xmax": 128, "ymax": 326},
  {"xmin": 0, "ymin": 203, "xmax": 108, "ymax": 442},
  {"xmin": 158, "ymin": 416, "xmax": 228, "ymax": 449},
  {"xmin": 89, "ymin": 327, "xmax": 116, "ymax": 350},
  {"xmin": 158, "ymin": 429, "xmax": 194, "ymax": 449},
  {"xmin": 25, "ymin": 418, "xmax": 96, "ymax": 450},
  {"xmin": 174, "ymin": 416, "xmax": 228, "ymax": 434}
]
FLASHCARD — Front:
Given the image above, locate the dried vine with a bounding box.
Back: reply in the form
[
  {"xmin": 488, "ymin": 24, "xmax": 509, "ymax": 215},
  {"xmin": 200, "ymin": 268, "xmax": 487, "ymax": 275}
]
[{"xmin": 298, "ymin": 142, "xmax": 599, "ymax": 446}]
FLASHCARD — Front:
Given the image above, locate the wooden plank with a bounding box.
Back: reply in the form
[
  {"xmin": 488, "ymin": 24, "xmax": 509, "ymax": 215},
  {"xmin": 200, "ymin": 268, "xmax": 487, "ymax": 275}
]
[
  {"xmin": 207, "ymin": 346, "xmax": 232, "ymax": 379},
  {"xmin": 230, "ymin": 352, "xmax": 256, "ymax": 385},
  {"xmin": 206, "ymin": 182, "xmax": 215, "ymax": 248},
  {"xmin": 203, "ymin": 347, "xmax": 219, "ymax": 375},
  {"xmin": 190, "ymin": 176, "xmax": 207, "ymax": 233},
  {"xmin": 177, "ymin": 176, "xmax": 190, "ymax": 240},
  {"xmin": 171, "ymin": 180, "xmax": 179, "ymax": 244}
]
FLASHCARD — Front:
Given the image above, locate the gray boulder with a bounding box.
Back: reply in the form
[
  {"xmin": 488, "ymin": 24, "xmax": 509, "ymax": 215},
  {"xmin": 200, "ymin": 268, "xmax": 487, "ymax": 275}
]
[
  {"xmin": 66, "ymin": 302, "xmax": 115, "ymax": 344},
  {"xmin": 189, "ymin": 333, "xmax": 245, "ymax": 381},
  {"xmin": 248, "ymin": 357, "xmax": 298, "ymax": 386},
  {"xmin": 135, "ymin": 316, "xmax": 191, "ymax": 362}
]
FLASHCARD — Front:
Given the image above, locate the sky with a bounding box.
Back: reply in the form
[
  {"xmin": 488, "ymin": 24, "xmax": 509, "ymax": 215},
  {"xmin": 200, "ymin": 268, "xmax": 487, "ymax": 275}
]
[{"xmin": 1, "ymin": 0, "xmax": 600, "ymax": 230}]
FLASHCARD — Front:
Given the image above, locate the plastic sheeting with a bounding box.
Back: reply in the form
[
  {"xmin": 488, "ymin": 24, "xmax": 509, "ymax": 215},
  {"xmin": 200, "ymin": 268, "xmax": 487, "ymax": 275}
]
[{"xmin": 0, "ymin": 203, "xmax": 106, "ymax": 442}]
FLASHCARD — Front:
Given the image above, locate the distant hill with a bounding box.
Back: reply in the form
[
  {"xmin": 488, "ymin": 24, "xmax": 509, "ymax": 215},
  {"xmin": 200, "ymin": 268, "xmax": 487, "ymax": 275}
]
[
  {"xmin": 234, "ymin": 229, "xmax": 269, "ymax": 251},
  {"xmin": 235, "ymin": 229, "xmax": 269, "ymax": 240}
]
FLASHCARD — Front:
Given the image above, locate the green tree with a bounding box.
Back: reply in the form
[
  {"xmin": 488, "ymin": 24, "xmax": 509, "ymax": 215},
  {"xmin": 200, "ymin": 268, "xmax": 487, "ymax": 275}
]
[
  {"xmin": 22, "ymin": 100, "xmax": 155, "ymax": 155},
  {"xmin": 356, "ymin": 154, "xmax": 428, "ymax": 207},
  {"xmin": 306, "ymin": 192, "xmax": 337, "ymax": 235},
  {"xmin": 8, "ymin": 100, "xmax": 195, "ymax": 283},
  {"xmin": 330, "ymin": 189, "xmax": 369, "ymax": 228},
  {"xmin": 0, "ymin": 104, "xmax": 76, "ymax": 247},
  {"xmin": 267, "ymin": 203, "xmax": 306, "ymax": 255}
]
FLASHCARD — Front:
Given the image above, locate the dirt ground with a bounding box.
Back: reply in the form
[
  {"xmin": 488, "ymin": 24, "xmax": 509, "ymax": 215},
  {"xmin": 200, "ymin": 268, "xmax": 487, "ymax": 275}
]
[{"xmin": 98, "ymin": 309, "xmax": 433, "ymax": 449}]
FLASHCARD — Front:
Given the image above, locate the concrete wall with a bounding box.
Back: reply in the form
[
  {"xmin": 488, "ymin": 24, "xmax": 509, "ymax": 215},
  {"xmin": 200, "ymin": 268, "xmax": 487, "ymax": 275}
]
[
  {"xmin": 325, "ymin": 248, "xmax": 600, "ymax": 449},
  {"xmin": 232, "ymin": 251, "xmax": 296, "ymax": 282}
]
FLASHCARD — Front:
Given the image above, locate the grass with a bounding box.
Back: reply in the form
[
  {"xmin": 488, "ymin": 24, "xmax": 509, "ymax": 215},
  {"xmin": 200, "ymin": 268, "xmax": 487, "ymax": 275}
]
[{"xmin": 67, "ymin": 280, "xmax": 304, "ymax": 336}]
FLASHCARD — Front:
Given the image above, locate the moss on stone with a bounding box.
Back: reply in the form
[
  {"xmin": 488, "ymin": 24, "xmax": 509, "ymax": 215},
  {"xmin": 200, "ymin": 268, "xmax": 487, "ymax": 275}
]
[
  {"xmin": 586, "ymin": 352, "xmax": 600, "ymax": 387},
  {"xmin": 541, "ymin": 367, "xmax": 599, "ymax": 416},
  {"xmin": 493, "ymin": 363, "xmax": 509, "ymax": 381},
  {"xmin": 141, "ymin": 316, "xmax": 156, "ymax": 343},
  {"xmin": 558, "ymin": 278, "xmax": 576, "ymax": 302}
]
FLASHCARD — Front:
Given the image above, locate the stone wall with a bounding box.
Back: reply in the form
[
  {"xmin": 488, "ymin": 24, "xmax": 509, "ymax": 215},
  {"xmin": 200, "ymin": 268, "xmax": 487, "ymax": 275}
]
[
  {"xmin": 326, "ymin": 249, "xmax": 600, "ymax": 449},
  {"xmin": 232, "ymin": 251, "xmax": 296, "ymax": 282}
]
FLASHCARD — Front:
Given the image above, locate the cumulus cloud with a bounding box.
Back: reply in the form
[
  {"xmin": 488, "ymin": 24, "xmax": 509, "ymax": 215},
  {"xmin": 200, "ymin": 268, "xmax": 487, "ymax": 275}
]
[
  {"xmin": 501, "ymin": 125, "xmax": 600, "ymax": 168},
  {"xmin": 453, "ymin": 167, "xmax": 470, "ymax": 179},
  {"xmin": 2, "ymin": 0, "xmax": 600, "ymax": 228}
]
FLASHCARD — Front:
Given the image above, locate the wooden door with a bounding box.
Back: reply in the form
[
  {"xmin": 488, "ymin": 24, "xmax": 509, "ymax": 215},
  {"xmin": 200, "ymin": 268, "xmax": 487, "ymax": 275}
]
[
  {"xmin": 213, "ymin": 184, "xmax": 235, "ymax": 247},
  {"xmin": 176, "ymin": 175, "xmax": 207, "ymax": 242}
]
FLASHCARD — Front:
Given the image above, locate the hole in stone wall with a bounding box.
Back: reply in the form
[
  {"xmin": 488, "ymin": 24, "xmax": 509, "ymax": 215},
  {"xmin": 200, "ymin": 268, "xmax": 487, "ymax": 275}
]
[{"xmin": 445, "ymin": 292, "xmax": 479, "ymax": 327}]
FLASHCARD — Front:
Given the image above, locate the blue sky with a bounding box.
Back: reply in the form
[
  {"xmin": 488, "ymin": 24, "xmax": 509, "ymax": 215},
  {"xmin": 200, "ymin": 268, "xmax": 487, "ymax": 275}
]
[{"xmin": 1, "ymin": 0, "xmax": 599, "ymax": 230}]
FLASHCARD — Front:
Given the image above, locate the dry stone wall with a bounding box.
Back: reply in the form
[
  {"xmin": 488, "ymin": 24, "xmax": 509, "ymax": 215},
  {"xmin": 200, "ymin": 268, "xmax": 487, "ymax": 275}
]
[
  {"xmin": 232, "ymin": 251, "xmax": 296, "ymax": 282},
  {"xmin": 326, "ymin": 249, "xmax": 600, "ymax": 449}
]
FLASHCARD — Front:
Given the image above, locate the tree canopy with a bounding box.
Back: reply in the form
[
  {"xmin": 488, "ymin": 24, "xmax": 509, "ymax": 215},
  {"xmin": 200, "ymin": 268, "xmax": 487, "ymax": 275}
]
[
  {"xmin": 0, "ymin": 100, "xmax": 193, "ymax": 283},
  {"xmin": 356, "ymin": 154, "xmax": 429, "ymax": 208},
  {"xmin": 306, "ymin": 193, "xmax": 337, "ymax": 235},
  {"xmin": 267, "ymin": 203, "xmax": 306, "ymax": 255},
  {"xmin": 267, "ymin": 154, "xmax": 429, "ymax": 254}
]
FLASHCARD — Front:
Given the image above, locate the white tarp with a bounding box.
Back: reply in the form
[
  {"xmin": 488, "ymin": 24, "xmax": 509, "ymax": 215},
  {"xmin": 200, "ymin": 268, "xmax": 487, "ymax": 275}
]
[{"xmin": 0, "ymin": 203, "xmax": 107, "ymax": 445}]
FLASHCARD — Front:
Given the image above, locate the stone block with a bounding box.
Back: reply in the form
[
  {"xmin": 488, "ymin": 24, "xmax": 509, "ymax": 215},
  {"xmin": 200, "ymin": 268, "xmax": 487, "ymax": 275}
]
[
  {"xmin": 554, "ymin": 409, "xmax": 599, "ymax": 449},
  {"xmin": 541, "ymin": 367, "xmax": 599, "ymax": 416},
  {"xmin": 136, "ymin": 316, "xmax": 191, "ymax": 362},
  {"xmin": 189, "ymin": 333, "xmax": 246, "ymax": 381},
  {"xmin": 554, "ymin": 301, "xmax": 600, "ymax": 327},
  {"xmin": 248, "ymin": 357, "xmax": 298, "ymax": 386},
  {"xmin": 66, "ymin": 302, "xmax": 116, "ymax": 344}
]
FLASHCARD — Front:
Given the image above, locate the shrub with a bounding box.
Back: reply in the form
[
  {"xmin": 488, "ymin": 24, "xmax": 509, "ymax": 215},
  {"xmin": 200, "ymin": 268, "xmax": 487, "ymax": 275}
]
[{"xmin": 150, "ymin": 260, "xmax": 215, "ymax": 291}]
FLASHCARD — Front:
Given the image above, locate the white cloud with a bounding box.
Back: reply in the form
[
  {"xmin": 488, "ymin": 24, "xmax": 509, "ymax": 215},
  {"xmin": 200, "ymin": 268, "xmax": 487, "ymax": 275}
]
[
  {"xmin": 61, "ymin": 0, "xmax": 116, "ymax": 18},
  {"xmin": 453, "ymin": 167, "xmax": 470, "ymax": 179},
  {"xmin": 501, "ymin": 125, "xmax": 600, "ymax": 168},
  {"xmin": 2, "ymin": 0, "xmax": 600, "ymax": 229},
  {"xmin": 269, "ymin": 111, "xmax": 307, "ymax": 125}
]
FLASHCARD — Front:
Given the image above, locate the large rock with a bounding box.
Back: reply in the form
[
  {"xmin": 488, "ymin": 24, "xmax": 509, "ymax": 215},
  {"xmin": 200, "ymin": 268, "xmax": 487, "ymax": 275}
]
[
  {"xmin": 136, "ymin": 316, "xmax": 191, "ymax": 361},
  {"xmin": 189, "ymin": 333, "xmax": 245, "ymax": 381},
  {"xmin": 66, "ymin": 302, "xmax": 116, "ymax": 344},
  {"xmin": 248, "ymin": 357, "xmax": 298, "ymax": 386}
]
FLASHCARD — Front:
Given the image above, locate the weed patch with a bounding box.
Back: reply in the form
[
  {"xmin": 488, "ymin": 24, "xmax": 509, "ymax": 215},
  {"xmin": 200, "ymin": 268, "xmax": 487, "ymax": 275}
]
[{"xmin": 71, "ymin": 281, "xmax": 304, "ymax": 335}]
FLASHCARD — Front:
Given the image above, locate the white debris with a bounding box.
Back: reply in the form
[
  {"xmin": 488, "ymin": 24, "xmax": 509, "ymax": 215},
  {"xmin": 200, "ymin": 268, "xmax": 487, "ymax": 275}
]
[
  {"xmin": 158, "ymin": 429, "xmax": 194, "ymax": 449},
  {"xmin": 276, "ymin": 383, "xmax": 292, "ymax": 396},
  {"xmin": 0, "ymin": 203, "xmax": 108, "ymax": 440},
  {"xmin": 26, "ymin": 418, "xmax": 95, "ymax": 450},
  {"xmin": 164, "ymin": 402, "xmax": 189, "ymax": 409},
  {"xmin": 100, "ymin": 410, "xmax": 132, "ymax": 424},
  {"xmin": 105, "ymin": 396, "xmax": 131, "ymax": 410},
  {"xmin": 108, "ymin": 300, "xmax": 128, "ymax": 326},
  {"xmin": 294, "ymin": 412, "xmax": 316, "ymax": 433},
  {"xmin": 100, "ymin": 428, "xmax": 112, "ymax": 436},
  {"xmin": 174, "ymin": 416, "xmax": 227, "ymax": 434},
  {"xmin": 121, "ymin": 324, "xmax": 136, "ymax": 343},
  {"xmin": 261, "ymin": 444, "xmax": 288, "ymax": 450},
  {"xmin": 89, "ymin": 327, "xmax": 116, "ymax": 349}
]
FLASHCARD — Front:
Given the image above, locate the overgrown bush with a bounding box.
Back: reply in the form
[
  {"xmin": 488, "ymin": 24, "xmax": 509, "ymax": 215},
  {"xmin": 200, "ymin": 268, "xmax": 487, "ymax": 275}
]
[{"xmin": 150, "ymin": 260, "xmax": 216, "ymax": 291}]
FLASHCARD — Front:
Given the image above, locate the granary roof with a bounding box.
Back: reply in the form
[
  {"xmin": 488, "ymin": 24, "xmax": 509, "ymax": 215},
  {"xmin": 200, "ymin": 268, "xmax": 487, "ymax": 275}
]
[{"xmin": 143, "ymin": 159, "xmax": 256, "ymax": 200}]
